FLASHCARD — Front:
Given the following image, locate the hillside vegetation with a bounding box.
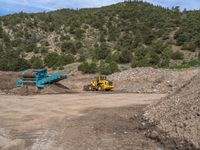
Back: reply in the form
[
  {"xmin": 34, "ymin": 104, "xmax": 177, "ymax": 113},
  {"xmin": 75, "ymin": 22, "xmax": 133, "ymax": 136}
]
[{"xmin": 0, "ymin": 1, "xmax": 200, "ymax": 73}]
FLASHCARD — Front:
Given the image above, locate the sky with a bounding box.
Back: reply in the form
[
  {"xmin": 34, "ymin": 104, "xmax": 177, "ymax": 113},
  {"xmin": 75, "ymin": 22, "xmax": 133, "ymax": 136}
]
[{"xmin": 0, "ymin": 0, "xmax": 200, "ymax": 16}]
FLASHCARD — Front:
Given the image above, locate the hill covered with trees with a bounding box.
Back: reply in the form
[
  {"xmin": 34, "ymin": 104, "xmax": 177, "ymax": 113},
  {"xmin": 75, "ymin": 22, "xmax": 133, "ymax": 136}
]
[{"xmin": 0, "ymin": 1, "xmax": 200, "ymax": 74}]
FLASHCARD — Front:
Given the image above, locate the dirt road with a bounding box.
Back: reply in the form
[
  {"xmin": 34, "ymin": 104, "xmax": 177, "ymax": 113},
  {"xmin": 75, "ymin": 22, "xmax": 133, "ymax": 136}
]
[{"xmin": 0, "ymin": 93, "xmax": 165, "ymax": 149}]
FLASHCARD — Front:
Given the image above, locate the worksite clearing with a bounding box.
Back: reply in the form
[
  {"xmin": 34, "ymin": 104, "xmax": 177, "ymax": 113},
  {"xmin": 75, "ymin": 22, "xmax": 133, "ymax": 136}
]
[{"xmin": 0, "ymin": 67, "xmax": 200, "ymax": 150}]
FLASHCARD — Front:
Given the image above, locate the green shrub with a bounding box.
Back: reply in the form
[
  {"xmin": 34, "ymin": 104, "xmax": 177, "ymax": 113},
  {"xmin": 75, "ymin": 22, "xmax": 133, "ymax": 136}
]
[
  {"xmin": 98, "ymin": 61, "xmax": 119, "ymax": 75},
  {"xmin": 44, "ymin": 52, "xmax": 60, "ymax": 67},
  {"xmin": 109, "ymin": 61, "xmax": 119, "ymax": 73},
  {"xmin": 112, "ymin": 51, "xmax": 120, "ymax": 62},
  {"xmin": 60, "ymin": 35, "xmax": 70, "ymax": 41},
  {"xmin": 188, "ymin": 59, "xmax": 200, "ymax": 67},
  {"xmin": 30, "ymin": 56, "xmax": 43, "ymax": 69},
  {"xmin": 134, "ymin": 47, "xmax": 148, "ymax": 60},
  {"xmin": 40, "ymin": 47, "xmax": 48, "ymax": 54},
  {"xmin": 94, "ymin": 43, "xmax": 111, "ymax": 60},
  {"xmin": 74, "ymin": 29, "xmax": 84, "ymax": 39},
  {"xmin": 152, "ymin": 41, "xmax": 168, "ymax": 54},
  {"xmin": 119, "ymin": 49, "xmax": 133, "ymax": 63},
  {"xmin": 182, "ymin": 42, "xmax": 196, "ymax": 52},
  {"xmin": 131, "ymin": 57, "xmax": 149, "ymax": 68},
  {"xmin": 61, "ymin": 41, "xmax": 77, "ymax": 54},
  {"xmin": 78, "ymin": 62, "xmax": 97, "ymax": 74},
  {"xmin": 171, "ymin": 51, "xmax": 184, "ymax": 60},
  {"xmin": 45, "ymin": 41, "xmax": 50, "ymax": 46},
  {"xmin": 147, "ymin": 50, "xmax": 160, "ymax": 66},
  {"xmin": 60, "ymin": 54, "xmax": 75, "ymax": 65},
  {"xmin": 175, "ymin": 31, "xmax": 189, "ymax": 46},
  {"xmin": 13, "ymin": 58, "xmax": 30, "ymax": 71},
  {"xmin": 25, "ymin": 43, "xmax": 37, "ymax": 53},
  {"xmin": 169, "ymin": 59, "xmax": 200, "ymax": 69},
  {"xmin": 75, "ymin": 42, "xmax": 83, "ymax": 50},
  {"xmin": 99, "ymin": 61, "xmax": 109, "ymax": 75},
  {"xmin": 2, "ymin": 32, "xmax": 10, "ymax": 43},
  {"xmin": 0, "ymin": 49, "xmax": 30, "ymax": 71},
  {"xmin": 78, "ymin": 48, "xmax": 88, "ymax": 62},
  {"xmin": 0, "ymin": 26, "xmax": 3, "ymax": 38}
]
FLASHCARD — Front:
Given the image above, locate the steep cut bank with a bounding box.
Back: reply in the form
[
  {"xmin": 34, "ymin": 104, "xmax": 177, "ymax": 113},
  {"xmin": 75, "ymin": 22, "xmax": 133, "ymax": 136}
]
[{"xmin": 144, "ymin": 73, "xmax": 200, "ymax": 149}]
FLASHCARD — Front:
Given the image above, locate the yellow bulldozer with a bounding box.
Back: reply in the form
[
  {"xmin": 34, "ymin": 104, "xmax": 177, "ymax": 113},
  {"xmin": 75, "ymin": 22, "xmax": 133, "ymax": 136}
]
[{"xmin": 83, "ymin": 75, "xmax": 115, "ymax": 91}]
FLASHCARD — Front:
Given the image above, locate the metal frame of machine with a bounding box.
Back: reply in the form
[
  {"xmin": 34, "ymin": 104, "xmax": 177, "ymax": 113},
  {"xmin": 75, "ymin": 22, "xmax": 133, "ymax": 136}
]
[{"xmin": 17, "ymin": 68, "xmax": 67, "ymax": 89}]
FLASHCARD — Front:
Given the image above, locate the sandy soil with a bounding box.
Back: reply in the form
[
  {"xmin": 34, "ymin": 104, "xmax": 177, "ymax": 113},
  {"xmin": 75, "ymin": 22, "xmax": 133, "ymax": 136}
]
[{"xmin": 0, "ymin": 93, "xmax": 165, "ymax": 150}]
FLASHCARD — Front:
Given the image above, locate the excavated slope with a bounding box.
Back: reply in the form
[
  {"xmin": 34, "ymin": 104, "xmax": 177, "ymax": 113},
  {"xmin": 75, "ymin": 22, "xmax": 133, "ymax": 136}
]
[{"xmin": 144, "ymin": 73, "xmax": 200, "ymax": 149}]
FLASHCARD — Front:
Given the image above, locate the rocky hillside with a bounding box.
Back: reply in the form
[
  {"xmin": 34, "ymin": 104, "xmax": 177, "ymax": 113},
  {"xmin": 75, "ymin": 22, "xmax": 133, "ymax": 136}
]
[{"xmin": 0, "ymin": 1, "xmax": 200, "ymax": 72}]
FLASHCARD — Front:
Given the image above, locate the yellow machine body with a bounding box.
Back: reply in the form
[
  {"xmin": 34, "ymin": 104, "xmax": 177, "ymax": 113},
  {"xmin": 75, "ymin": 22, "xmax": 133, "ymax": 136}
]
[{"xmin": 84, "ymin": 76, "xmax": 115, "ymax": 91}]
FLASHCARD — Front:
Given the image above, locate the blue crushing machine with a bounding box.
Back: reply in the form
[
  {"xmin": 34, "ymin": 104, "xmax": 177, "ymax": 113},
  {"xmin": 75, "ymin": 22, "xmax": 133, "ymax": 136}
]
[{"xmin": 17, "ymin": 68, "xmax": 68, "ymax": 89}]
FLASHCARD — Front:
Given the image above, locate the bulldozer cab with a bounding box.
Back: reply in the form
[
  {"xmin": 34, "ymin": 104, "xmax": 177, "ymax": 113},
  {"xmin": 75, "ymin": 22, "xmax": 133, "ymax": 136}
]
[{"xmin": 97, "ymin": 75, "xmax": 107, "ymax": 81}]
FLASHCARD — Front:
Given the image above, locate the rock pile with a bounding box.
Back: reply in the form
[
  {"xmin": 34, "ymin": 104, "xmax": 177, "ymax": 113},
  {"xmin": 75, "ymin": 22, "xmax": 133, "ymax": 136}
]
[
  {"xmin": 144, "ymin": 73, "xmax": 200, "ymax": 149},
  {"xmin": 109, "ymin": 67, "xmax": 200, "ymax": 93}
]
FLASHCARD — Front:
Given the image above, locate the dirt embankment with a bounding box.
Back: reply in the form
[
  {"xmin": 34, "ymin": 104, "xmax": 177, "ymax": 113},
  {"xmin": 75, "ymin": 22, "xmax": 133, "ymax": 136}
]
[
  {"xmin": 0, "ymin": 71, "xmax": 19, "ymax": 94},
  {"xmin": 144, "ymin": 73, "xmax": 200, "ymax": 149},
  {"xmin": 109, "ymin": 67, "xmax": 200, "ymax": 94}
]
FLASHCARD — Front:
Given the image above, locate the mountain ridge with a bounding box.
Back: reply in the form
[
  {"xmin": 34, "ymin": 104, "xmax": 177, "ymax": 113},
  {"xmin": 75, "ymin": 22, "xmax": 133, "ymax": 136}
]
[{"xmin": 0, "ymin": 1, "xmax": 200, "ymax": 73}]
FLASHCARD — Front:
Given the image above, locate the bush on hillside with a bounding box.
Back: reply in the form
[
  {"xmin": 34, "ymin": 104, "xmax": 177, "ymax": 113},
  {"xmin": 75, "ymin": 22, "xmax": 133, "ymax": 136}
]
[
  {"xmin": 118, "ymin": 49, "xmax": 133, "ymax": 63},
  {"xmin": 94, "ymin": 43, "xmax": 111, "ymax": 60},
  {"xmin": 61, "ymin": 41, "xmax": 77, "ymax": 54},
  {"xmin": 0, "ymin": 49, "xmax": 30, "ymax": 71},
  {"xmin": 171, "ymin": 51, "xmax": 184, "ymax": 60},
  {"xmin": 78, "ymin": 62, "xmax": 97, "ymax": 74},
  {"xmin": 182, "ymin": 42, "xmax": 196, "ymax": 52},
  {"xmin": 99, "ymin": 61, "xmax": 119, "ymax": 75},
  {"xmin": 44, "ymin": 53, "xmax": 74, "ymax": 68},
  {"xmin": 30, "ymin": 56, "xmax": 43, "ymax": 69},
  {"xmin": 109, "ymin": 61, "xmax": 120, "ymax": 73}
]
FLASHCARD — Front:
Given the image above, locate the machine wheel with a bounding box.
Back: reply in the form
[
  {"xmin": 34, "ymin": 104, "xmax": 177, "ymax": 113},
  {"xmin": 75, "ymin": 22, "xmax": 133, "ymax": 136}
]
[
  {"xmin": 83, "ymin": 85, "xmax": 89, "ymax": 91},
  {"xmin": 88, "ymin": 85, "xmax": 93, "ymax": 91},
  {"xmin": 97, "ymin": 85, "xmax": 104, "ymax": 91},
  {"xmin": 83, "ymin": 85, "xmax": 93, "ymax": 91}
]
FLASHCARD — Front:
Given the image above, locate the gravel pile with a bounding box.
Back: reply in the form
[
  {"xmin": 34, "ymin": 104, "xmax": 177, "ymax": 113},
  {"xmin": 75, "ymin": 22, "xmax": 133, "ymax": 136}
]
[
  {"xmin": 40, "ymin": 83, "xmax": 72, "ymax": 94},
  {"xmin": 109, "ymin": 67, "xmax": 200, "ymax": 94},
  {"xmin": 143, "ymin": 73, "xmax": 200, "ymax": 149}
]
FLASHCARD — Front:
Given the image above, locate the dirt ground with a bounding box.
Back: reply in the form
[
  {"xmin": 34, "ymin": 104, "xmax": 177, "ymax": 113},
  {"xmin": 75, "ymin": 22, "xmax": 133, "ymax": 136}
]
[
  {"xmin": 0, "ymin": 93, "xmax": 165, "ymax": 150},
  {"xmin": 0, "ymin": 67, "xmax": 199, "ymax": 149}
]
